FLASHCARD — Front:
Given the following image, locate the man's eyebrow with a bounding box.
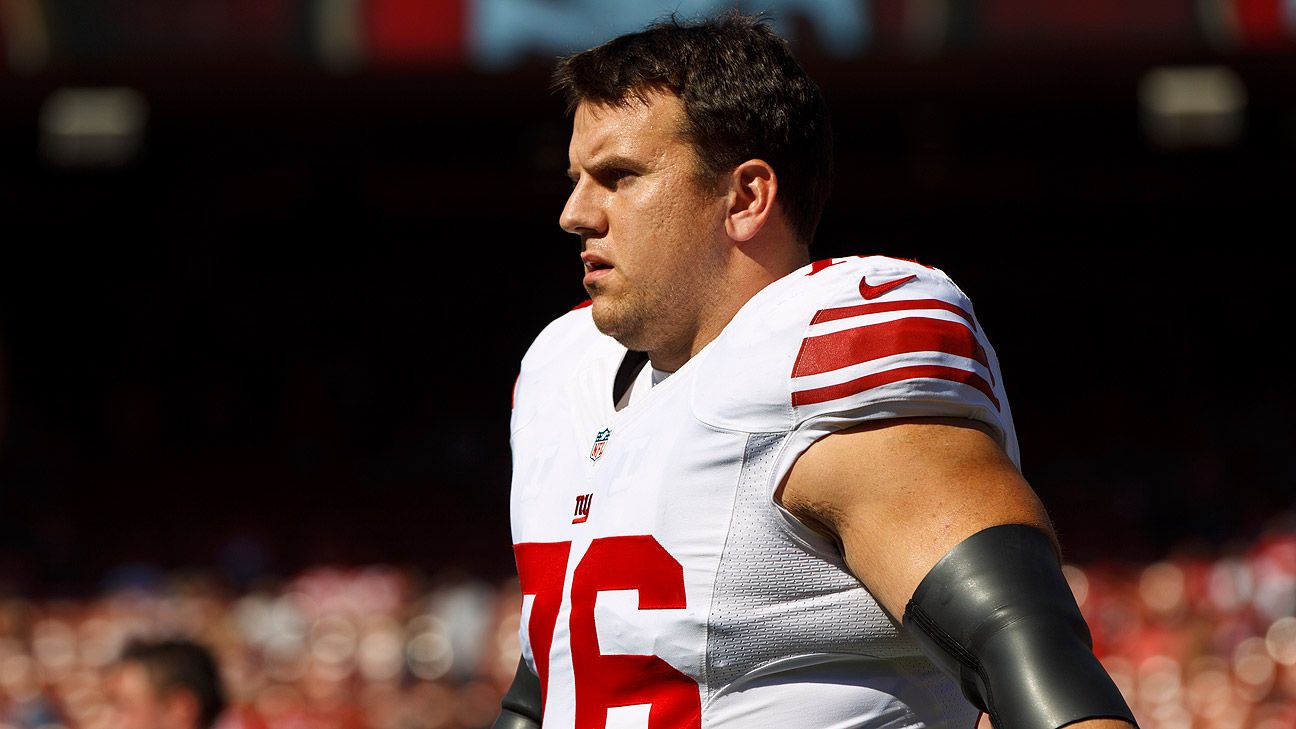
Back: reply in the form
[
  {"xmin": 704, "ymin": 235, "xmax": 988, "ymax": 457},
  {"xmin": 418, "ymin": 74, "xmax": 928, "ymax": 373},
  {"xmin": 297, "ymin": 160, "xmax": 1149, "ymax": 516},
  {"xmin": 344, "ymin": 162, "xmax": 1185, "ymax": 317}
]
[{"xmin": 568, "ymin": 154, "xmax": 646, "ymax": 181}]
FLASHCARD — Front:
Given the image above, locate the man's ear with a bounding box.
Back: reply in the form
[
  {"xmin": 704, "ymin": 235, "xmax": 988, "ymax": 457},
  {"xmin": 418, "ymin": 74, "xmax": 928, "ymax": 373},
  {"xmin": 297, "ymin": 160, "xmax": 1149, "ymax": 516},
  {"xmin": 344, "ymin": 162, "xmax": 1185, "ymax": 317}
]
[{"xmin": 724, "ymin": 159, "xmax": 777, "ymax": 242}]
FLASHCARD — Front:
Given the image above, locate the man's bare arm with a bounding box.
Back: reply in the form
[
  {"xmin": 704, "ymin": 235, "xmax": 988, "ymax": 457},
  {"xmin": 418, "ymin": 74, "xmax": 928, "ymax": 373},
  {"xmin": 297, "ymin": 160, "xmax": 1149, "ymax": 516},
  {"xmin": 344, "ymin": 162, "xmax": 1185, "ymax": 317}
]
[
  {"xmin": 779, "ymin": 417, "xmax": 1049, "ymax": 617},
  {"xmin": 779, "ymin": 417, "xmax": 1135, "ymax": 729}
]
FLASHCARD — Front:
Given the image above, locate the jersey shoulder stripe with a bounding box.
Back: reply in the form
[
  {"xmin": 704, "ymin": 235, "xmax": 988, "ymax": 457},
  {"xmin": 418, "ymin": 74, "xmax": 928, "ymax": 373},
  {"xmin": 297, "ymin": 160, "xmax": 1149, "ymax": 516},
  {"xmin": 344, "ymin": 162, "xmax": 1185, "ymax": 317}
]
[
  {"xmin": 811, "ymin": 298, "xmax": 976, "ymax": 329},
  {"xmin": 792, "ymin": 364, "xmax": 1000, "ymax": 409},
  {"xmin": 787, "ymin": 258, "xmax": 1002, "ymax": 419},
  {"xmin": 792, "ymin": 315, "xmax": 990, "ymax": 379},
  {"xmin": 691, "ymin": 254, "xmax": 1010, "ymax": 439}
]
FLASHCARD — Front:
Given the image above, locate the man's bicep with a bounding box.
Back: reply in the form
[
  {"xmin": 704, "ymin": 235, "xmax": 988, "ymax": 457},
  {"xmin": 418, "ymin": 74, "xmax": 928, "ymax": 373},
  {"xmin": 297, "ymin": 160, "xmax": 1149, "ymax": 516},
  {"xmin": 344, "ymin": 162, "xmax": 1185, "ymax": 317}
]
[{"xmin": 777, "ymin": 416, "xmax": 1053, "ymax": 618}]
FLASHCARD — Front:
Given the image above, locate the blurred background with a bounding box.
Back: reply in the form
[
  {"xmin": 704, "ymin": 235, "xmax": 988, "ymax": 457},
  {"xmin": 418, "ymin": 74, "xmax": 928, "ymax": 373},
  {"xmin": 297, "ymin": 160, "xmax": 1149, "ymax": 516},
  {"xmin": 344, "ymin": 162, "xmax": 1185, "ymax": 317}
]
[{"xmin": 1, "ymin": 1, "xmax": 1294, "ymax": 728}]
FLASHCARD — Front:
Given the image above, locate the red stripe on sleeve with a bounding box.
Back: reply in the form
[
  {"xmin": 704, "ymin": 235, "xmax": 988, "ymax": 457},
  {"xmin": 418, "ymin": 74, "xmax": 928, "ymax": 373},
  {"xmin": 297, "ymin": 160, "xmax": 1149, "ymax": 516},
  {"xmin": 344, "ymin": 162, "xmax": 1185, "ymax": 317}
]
[
  {"xmin": 811, "ymin": 299, "xmax": 976, "ymax": 329},
  {"xmin": 571, "ymin": 299, "xmax": 593, "ymax": 311},
  {"xmin": 791, "ymin": 365, "xmax": 1000, "ymax": 410},
  {"xmin": 792, "ymin": 317, "xmax": 987, "ymax": 378}
]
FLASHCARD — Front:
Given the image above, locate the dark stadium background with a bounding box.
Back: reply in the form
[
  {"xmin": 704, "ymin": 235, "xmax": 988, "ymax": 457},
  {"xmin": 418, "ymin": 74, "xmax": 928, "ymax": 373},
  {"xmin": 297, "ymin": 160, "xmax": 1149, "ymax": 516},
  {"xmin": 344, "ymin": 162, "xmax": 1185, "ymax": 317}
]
[{"xmin": 1, "ymin": 2, "xmax": 1294, "ymax": 599}]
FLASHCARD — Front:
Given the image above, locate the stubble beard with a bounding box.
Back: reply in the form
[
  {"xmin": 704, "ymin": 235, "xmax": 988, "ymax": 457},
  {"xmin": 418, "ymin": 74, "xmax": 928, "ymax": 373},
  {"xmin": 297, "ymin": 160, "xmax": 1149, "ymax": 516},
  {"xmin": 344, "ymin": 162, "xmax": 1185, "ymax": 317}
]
[
  {"xmin": 587, "ymin": 244, "xmax": 726, "ymax": 361},
  {"xmin": 587, "ymin": 281, "xmax": 660, "ymax": 353},
  {"xmin": 587, "ymin": 266, "xmax": 705, "ymax": 357}
]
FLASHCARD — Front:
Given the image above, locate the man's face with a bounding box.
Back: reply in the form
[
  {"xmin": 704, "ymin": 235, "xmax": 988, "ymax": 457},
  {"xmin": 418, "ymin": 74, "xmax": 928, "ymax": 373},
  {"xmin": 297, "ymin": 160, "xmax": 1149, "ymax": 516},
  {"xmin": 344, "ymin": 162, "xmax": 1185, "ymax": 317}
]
[{"xmin": 560, "ymin": 91, "xmax": 730, "ymax": 355}]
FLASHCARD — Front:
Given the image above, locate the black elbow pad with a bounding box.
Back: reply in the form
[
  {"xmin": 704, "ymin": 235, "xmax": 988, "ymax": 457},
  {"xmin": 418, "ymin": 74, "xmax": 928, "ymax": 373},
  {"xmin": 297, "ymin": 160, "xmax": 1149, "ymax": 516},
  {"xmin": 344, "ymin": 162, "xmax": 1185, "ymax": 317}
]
[
  {"xmin": 903, "ymin": 524, "xmax": 1137, "ymax": 729},
  {"xmin": 492, "ymin": 656, "xmax": 542, "ymax": 729}
]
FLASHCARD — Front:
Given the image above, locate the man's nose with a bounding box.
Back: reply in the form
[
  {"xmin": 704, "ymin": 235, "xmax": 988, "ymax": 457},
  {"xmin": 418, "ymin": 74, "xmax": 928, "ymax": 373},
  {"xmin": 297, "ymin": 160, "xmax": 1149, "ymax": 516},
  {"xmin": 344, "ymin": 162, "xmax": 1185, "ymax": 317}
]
[{"xmin": 559, "ymin": 178, "xmax": 605, "ymax": 237}]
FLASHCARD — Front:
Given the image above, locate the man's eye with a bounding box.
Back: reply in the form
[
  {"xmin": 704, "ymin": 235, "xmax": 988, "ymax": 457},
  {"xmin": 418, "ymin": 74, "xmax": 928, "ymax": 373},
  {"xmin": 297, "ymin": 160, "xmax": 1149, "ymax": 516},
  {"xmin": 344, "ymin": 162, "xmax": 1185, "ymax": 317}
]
[{"xmin": 606, "ymin": 169, "xmax": 636, "ymax": 188}]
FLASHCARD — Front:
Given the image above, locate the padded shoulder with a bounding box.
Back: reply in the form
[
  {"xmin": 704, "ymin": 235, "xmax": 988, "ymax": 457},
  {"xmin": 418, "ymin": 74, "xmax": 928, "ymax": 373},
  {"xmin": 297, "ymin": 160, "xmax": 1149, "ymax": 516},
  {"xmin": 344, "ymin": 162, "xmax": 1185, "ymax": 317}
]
[
  {"xmin": 692, "ymin": 256, "xmax": 1014, "ymax": 454},
  {"xmin": 511, "ymin": 305, "xmax": 621, "ymax": 435}
]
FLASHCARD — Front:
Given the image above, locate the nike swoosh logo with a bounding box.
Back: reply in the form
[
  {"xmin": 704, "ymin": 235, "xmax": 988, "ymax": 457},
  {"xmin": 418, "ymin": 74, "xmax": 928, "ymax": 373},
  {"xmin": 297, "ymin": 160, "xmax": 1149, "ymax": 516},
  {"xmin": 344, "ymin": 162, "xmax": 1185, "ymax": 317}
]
[{"xmin": 859, "ymin": 274, "xmax": 917, "ymax": 300}]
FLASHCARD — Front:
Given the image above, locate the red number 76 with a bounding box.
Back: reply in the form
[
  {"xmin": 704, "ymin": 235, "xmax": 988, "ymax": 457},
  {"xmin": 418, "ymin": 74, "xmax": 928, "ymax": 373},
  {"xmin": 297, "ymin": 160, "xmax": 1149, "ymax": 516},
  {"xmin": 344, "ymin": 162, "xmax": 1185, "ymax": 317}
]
[{"xmin": 514, "ymin": 535, "xmax": 702, "ymax": 728}]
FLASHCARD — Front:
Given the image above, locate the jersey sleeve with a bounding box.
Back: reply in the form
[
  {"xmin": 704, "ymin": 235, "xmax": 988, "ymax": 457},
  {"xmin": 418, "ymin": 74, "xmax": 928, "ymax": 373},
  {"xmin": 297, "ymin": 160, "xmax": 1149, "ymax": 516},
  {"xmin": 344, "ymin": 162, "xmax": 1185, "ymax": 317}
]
[
  {"xmin": 692, "ymin": 255, "xmax": 1018, "ymax": 465},
  {"xmin": 788, "ymin": 257, "xmax": 1013, "ymax": 445}
]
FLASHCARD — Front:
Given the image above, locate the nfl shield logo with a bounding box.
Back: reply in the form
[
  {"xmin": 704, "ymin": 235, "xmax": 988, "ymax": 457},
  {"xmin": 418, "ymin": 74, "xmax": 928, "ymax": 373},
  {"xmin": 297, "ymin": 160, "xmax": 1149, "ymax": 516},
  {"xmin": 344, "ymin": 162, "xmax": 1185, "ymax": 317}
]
[{"xmin": 589, "ymin": 428, "xmax": 611, "ymax": 462}]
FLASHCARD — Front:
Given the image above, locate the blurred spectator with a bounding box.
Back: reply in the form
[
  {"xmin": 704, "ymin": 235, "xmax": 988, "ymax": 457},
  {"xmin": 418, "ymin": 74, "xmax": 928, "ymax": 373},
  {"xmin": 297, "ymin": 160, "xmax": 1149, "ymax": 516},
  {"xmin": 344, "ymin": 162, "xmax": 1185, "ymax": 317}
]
[{"xmin": 108, "ymin": 640, "xmax": 226, "ymax": 729}]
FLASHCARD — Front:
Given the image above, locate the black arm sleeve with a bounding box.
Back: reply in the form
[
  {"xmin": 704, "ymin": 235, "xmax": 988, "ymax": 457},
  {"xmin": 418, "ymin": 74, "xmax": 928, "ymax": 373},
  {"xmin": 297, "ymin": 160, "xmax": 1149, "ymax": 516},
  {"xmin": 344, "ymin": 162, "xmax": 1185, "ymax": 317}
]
[
  {"xmin": 902, "ymin": 524, "xmax": 1137, "ymax": 729},
  {"xmin": 491, "ymin": 656, "xmax": 543, "ymax": 729}
]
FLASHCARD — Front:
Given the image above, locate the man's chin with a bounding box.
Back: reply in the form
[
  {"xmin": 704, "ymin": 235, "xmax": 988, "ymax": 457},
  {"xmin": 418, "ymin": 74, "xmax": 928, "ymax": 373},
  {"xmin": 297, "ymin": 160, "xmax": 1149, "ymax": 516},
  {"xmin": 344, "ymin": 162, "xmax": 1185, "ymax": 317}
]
[
  {"xmin": 590, "ymin": 307, "xmax": 625, "ymax": 340},
  {"xmin": 590, "ymin": 301, "xmax": 650, "ymax": 351}
]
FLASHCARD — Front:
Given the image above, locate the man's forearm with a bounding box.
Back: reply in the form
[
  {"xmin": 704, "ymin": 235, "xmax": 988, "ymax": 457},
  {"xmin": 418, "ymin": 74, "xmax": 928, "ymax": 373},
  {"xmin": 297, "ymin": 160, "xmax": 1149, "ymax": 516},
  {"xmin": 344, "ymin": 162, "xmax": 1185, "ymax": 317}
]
[{"xmin": 906, "ymin": 525, "xmax": 1137, "ymax": 729}]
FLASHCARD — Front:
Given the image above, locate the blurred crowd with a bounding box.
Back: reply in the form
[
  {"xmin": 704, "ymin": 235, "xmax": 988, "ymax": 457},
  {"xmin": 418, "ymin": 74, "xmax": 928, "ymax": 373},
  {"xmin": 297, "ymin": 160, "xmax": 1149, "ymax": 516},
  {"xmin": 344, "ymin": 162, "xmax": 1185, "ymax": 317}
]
[
  {"xmin": 1070, "ymin": 521, "xmax": 1296, "ymax": 729},
  {"xmin": 0, "ymin": 567, "xmax": 523, "ymax": 729},
  {"xmin": 3, "ymin": 521, "xmax": 1296, "ymax": 729}
]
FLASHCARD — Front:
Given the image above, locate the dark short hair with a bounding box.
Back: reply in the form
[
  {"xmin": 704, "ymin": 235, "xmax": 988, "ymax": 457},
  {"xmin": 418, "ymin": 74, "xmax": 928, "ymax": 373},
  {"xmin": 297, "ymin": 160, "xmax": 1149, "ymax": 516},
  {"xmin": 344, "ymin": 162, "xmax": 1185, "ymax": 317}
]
[
  {"xmin": 119, "ymin": 639, "xmax": 228, "ymax": 729},
  {"xmin": 554, "ymin": 12, "xmax": 833, "ymax": 246}
]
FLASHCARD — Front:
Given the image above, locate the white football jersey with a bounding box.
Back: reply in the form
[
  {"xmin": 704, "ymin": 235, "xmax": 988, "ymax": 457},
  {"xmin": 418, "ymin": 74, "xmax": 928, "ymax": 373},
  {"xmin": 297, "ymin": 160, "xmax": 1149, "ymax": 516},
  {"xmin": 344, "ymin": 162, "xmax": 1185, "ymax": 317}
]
[{"xmin": 509, "ymin": 256, "xmax": 1018, "ymax": 729}]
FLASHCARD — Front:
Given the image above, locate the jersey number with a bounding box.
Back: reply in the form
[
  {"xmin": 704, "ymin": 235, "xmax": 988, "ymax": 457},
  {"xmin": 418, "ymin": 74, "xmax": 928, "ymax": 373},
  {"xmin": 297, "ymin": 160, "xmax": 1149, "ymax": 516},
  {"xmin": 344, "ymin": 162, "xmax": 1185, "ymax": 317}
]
[{"xmin": 515, "ymin": 536, "xmax": 702, "ymax": 728}]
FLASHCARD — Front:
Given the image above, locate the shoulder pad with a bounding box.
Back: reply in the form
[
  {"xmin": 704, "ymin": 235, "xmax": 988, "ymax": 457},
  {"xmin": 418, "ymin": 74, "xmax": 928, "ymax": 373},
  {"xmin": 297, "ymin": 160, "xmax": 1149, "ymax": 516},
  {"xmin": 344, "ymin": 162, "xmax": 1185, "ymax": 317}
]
[
  {"xmin": 693, "ymin": 256, "xmax": 1013, "ymax": 448},
  {"xmin": 511, "ymin": 306, "xmax": 619, "ymax": 434}
]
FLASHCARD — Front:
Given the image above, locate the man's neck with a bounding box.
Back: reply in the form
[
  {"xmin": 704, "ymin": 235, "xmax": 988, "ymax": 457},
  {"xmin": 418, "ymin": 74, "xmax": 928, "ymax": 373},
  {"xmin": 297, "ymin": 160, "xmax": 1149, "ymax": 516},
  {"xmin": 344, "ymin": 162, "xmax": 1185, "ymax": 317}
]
[{"xmin": 647, "ymin": 247, "xmax": 808, "ymax": 372}]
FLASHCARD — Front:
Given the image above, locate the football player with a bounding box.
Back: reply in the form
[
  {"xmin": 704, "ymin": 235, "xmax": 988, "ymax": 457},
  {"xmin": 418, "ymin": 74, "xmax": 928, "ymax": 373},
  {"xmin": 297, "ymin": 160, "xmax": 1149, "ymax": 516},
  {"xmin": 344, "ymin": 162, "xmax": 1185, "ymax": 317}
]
[{"xmin": 496, "ymin": 13, "xmax": 1136, "ymax": 729}]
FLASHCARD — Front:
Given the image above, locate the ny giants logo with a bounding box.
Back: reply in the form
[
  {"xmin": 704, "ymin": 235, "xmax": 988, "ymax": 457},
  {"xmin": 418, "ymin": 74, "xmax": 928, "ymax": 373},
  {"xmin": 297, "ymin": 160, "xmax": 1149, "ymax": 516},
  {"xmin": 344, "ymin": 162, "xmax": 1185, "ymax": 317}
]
[
  {"xmin": 572, "ymin": 493, "xmax": 594, "ymax": 524},
  {"xmin": 589, "ymin": 428, "xmax": 611, "ymax": 462}
]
